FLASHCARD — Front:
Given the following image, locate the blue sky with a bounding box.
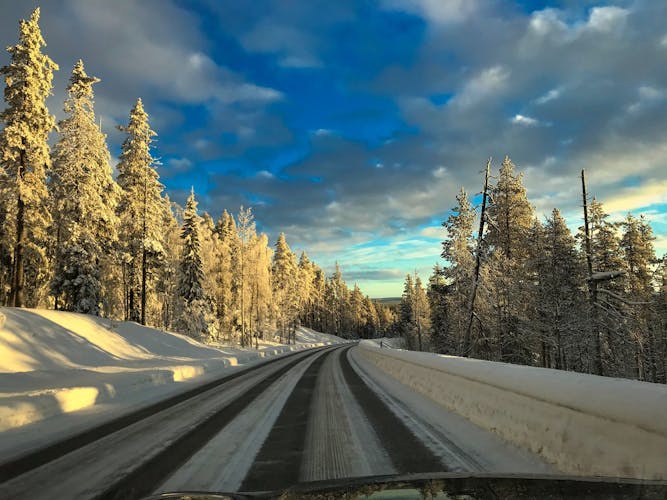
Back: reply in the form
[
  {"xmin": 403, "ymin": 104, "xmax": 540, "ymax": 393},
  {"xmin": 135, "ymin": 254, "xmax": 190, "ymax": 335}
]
[{"xmin": 1, "ymin": 0, "xmax": 666, "ymax": 297}]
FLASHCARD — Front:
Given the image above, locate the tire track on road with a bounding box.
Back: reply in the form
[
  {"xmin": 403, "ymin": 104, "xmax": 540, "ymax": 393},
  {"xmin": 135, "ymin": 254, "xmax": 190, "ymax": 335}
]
[
  {"xmin": 239, "ymin": 347, "xmax": 334, "ymax": 492},
  {"xmin": 339, "ymin": 346, "xmax": 445, "ymax": 474}
]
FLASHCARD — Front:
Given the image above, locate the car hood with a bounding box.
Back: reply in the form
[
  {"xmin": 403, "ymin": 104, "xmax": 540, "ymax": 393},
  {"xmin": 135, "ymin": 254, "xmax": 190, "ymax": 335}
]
[{"xmin": 144, "ymin": 471, "xmax": 667, "ymax": 499}]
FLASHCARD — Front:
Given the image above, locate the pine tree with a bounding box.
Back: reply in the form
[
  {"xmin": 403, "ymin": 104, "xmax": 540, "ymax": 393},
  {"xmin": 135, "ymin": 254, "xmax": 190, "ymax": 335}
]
[
  {"xmin": 485, "ymin": 156, "xmax": 536, "ymax": 363},
  {"xmin": 413, "ymin": 275, "xmax": 431, "ymax": 351},
  {"xmin": 214, "ymin": 210, "xmax": 238, "ymax": 341},
  {"xmin": 621, "ymin": 214, "xmax": 657, "ymax": 381},
  {"xmin": 176, "ymin": 190, "xmax": 213, "ymax": 340},
  {"xmin": 50, "ymin": 60, "xmax": 119, "ymax": 315},
  {"xmin": 428, "ymin": 264, "xmax": 450, "ymax": 353},
  {"xmin": 237, "ymin": 206, "xmax": 256, "ymax": 346},
  {"xmin": 399, "ymin": 274, "xmax": 415, "ymax": 349},
  {"xmin": 272, "ymin": 232, "xmax": 298, "ymax": 343},
  {"xmin": 116, "ymin": 98, "xmax": 165, "ymax": 324},
  {"xmin": 155, "ymin": 196, "xmax": 181, "ymax": 330},
  {"xmin": 441, "ymin": 187, "xmax": 475, "ymax": 350},
  {"xmin": 350, "ymin": 283, "xmax": 365, "ymax": 337},
  {"xmin": 532, "ymin": 209, "xmax": 586, "ymax": 370},
  {"xmin": 586, "ymin": 198, "xmax": 629, "ymax": 376},
  {"xmin": 0, "ymin": 8, "xmax": 58, "ymax": 307}
]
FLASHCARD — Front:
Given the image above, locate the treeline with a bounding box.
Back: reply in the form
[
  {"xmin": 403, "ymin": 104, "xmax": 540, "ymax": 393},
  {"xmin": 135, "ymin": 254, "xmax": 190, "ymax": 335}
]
[
  {"xmin": 397, "ymin": 156, "xmax": 666, "ymax": 383},
  {"xmin": 0, "ymin": 8, "xmax": 394, "ymax": 344}
]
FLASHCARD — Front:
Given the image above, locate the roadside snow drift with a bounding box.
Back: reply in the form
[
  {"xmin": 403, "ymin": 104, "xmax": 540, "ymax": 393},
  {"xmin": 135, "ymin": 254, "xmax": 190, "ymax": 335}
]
[
  {"xmin": 358, "ymin": 340, "xmax": 667, "ymax": 480},
  {"xmin": 0, "ymin": 307, "xmax": 344, "ymax": 439}
]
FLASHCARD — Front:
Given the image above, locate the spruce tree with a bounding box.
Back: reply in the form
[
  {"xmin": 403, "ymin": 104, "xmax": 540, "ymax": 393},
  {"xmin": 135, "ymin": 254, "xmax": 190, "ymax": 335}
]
[
  {"xmin": 214, "ymin": 210, "xmax": 238, "ymax": 341},
  {"xmin": 116, "ymin": 98, "xmax": 165, "ymax": 324},
  {"xmin": 441, "ymin": 187, "xmax": 475, "ymax": 350},
  {"xmin": 485, "ymin": 156, "xmax": 535, "ymax": 363},
  {"xmin": 428, "ymin": 264, "xmax": 450, "ymax": 353},
  {"xmin": 176, "ymin": 190, "xmax": 213, "ymax": 340},
  {"xmin": 400, "ymin": 274, "xmax": 415, "ymax": 349},
  {"xmin": 621, "ymin": 214, "xmax": 657, "ymax": 381},
  {"xmin": 50, "ymin": 60, "xmax": 119, "ymax": 314},
  {"xmin": 533, "ymin": 209, "xmax": 586, "ymax": 370},
  {"xmin": 272, "ymin": 232, "xmax": 298, "ymax": 343},
  {"xmin": 0, "ymin": 8, "xmax": 58, "ymax": 307}
]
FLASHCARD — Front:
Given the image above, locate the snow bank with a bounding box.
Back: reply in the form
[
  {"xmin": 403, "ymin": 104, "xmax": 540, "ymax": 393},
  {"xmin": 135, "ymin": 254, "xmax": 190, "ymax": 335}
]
[
  {"xmin": 366, "ymin": 337, "xmax": 405, "ymax": 349},
  {"xmin": 357, "ymin": 341, "xmax": 667, "ymax": 480},
  {"xmin": 0, "ymin": 307, "xmax": 345, "ymax": 438}
]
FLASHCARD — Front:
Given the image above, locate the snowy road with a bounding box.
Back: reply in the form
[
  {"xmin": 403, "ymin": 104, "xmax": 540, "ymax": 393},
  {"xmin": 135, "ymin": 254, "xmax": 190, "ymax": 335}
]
[{"xmin": 0, "ymin": 344, "xmax": 552, "ymax": 499}]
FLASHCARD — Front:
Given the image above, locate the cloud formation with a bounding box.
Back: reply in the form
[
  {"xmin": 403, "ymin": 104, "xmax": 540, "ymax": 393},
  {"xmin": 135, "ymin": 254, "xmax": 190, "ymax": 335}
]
[{"xmin": 1, "ymin": 0, "xmax": 666, "ymax": 296}]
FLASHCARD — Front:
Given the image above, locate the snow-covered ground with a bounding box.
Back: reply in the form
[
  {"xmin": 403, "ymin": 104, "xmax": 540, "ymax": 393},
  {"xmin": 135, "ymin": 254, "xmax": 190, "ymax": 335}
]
[
  {"xmin": 357, "ymin": 340, "xmax": 667, "ymax": 480},
  {"xmin": 0, "ymin": 307, "xmax": 344, "ymax": 458},
  {"xmin": 366, "ymin": 337, "xmax": 405, "ymax": 349}
]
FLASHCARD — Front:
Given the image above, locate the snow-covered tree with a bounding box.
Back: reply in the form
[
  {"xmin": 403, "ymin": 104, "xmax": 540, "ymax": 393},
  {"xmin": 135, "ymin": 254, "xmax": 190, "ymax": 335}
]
[
  {"xmin": 440, "ymin": 187, "xmax": 475, "ymax": 350},
  {"xmin": 531, "ymin": 209, "xmax": 586, "ymax": 370},
  {"xmin": 214, "ymin": 210, "xmax": 238, "ymax": 341},
  {"xmin": 484, "ymin": 156, "xmax": 536, "ymax": 363},
  {"xmin": 399, "ymin": 273, "xmax": 415, "ymax": 348},
  {"xmin": 0, "ymin": 8, "xmax": 58, "ymax": 307},
  {"xmin": 428, "ymin": 264, "xmax": 450, "ymax": 353},
  {"xmin": 621, "ymin": 214, "xmax": 658, "ymax": 381},
  {"xmin": 176, "ymin": 190, "xmax": 214, "ymax": 341},
  {"xmin": 50, "ymin": 60, "xmax": 119, "ymax": 315},
  {"xmin": 272, "ymin": 232, "xmax": 298, "ymax": 343},
  {"xmin": 116, "ymin": 98, "xmax": 165, "ymax": 324}
]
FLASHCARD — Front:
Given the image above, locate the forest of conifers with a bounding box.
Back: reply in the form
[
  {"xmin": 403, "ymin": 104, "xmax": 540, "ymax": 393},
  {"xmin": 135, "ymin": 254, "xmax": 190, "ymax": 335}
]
[
  {"xmin": 0, "ymin": 9, "xmax": 395, "ymax": 346},
  {"xmin": 1, "ymin": 9, "xmax": 665, "ymax": 383},
  {"xmin": 398, "ymin": 157, "xmax": 666, "ymax": 383}
]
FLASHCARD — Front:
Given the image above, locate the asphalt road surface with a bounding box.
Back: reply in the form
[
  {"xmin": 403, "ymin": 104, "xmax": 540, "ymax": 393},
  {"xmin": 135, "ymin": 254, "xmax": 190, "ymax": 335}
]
[{"xmin": 0, "ymin": 344, "xmax": 552, "ymax": 499}]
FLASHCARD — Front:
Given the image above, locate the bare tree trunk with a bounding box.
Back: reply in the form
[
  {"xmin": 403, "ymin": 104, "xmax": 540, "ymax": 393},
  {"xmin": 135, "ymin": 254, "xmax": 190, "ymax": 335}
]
[{"xmin": 462, "ymin": 158, "xmax": 491, "ymax": 356}]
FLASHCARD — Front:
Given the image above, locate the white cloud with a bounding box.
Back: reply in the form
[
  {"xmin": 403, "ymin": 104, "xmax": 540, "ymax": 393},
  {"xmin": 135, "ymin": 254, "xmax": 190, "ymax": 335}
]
[
  {"xmin": 535, "ymin": 88, "xmax": 562, "ymax": 105},
  {"xmin": 602, "ymin": 180, "xmax": 667, "ymax": 214},
  {"xmin": 167, "ymin": 157, "xmax": 193, "ymax": 170},
  {"xmin": 433, "ymin": 166, "xmax": 447, "ymax": 178},
  {"xmin": 451, "ymin": 65, "xmax": 509, "ymax": 108},
  {"xmin": 627, "ymin": 85, "xmax": 666, "ymax": 113},
  {"xmin": 511, "ymin": 114, "xmax": 539, "ymax": 126},
  {"xmin": 380, "ymin": 0, "xmax": 477, "ymax": 24},
  {"xmin": 240, "ymin": 22, "xmax": 322, "ymax": 68},
  {"xmin": 256, "ymin": 170, "xmax": 275, "ymax": 179},
  {"xmin": 528, "ymin": 8, "xmax": 568, "ymax": 38},
  {"xmin": 586, "ymin": 6, "xmax": 629, "ymax": 32},
  {"xmin": 420, "ymin": 225, "xmax": 443, "ymax": 238}
]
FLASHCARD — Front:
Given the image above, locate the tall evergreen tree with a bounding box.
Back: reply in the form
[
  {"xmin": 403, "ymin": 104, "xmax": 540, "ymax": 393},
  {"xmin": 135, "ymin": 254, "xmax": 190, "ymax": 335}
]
[
  {"xmin": 586, "ymin": 198, "xmax": 629, "ymax": 376},
  {"xmin": 532, "ymin": 209, "xmax": 586, "ymax": 370},
  {"xmin": 0, "ymin": 8, "xmax": 58, "ymax": 307},
  {"xmin": 485, "ymin": 156, "xmax": 535, "ymax": 363},
  {"xmin": 237, "ymin": 206, "xmax": 256, "ymax": 346},
  {"xmin": 214, "ymin": 210, "xmax": 238, "ymax": 341},
  {"xmin": 116, "ymin": 98, "xmax": 165, "ymax": 324},
  {"xmin": 621, "ymin": 214, "xmax": 657, "ymax": 381},
  {"xmin": 441, "ymin": 187, "xmax": 475, "ymax": 351},
  {"xmin": 428, "ymin": 264, "xmax": 450, "ymax": 353},
  {"xmin": 50, "ymin": 60, "xmax": 119, "ymax": 314},
  {"xmin": 272, "ymin": 232, "xmax": 298, "ymax": 343},
  {"xmin": 399, "ymin": 273, "xmax": 415, "ymax": 349},
  {"xmin": 176, "ymin": 190, "xmax": 214, "ymax": 340}
]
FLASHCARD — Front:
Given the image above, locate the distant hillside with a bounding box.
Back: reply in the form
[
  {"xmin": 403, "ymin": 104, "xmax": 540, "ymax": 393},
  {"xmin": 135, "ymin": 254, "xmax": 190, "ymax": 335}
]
[{"xmin": 373, "ymin": 297, "xmax": 401, "ymax": 307}]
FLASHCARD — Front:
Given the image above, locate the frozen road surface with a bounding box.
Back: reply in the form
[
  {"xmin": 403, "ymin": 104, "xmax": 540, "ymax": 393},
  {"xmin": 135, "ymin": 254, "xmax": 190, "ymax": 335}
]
[{"xmin": 0, "ymin": 344, "xmax": 553, "ymax": 499}]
